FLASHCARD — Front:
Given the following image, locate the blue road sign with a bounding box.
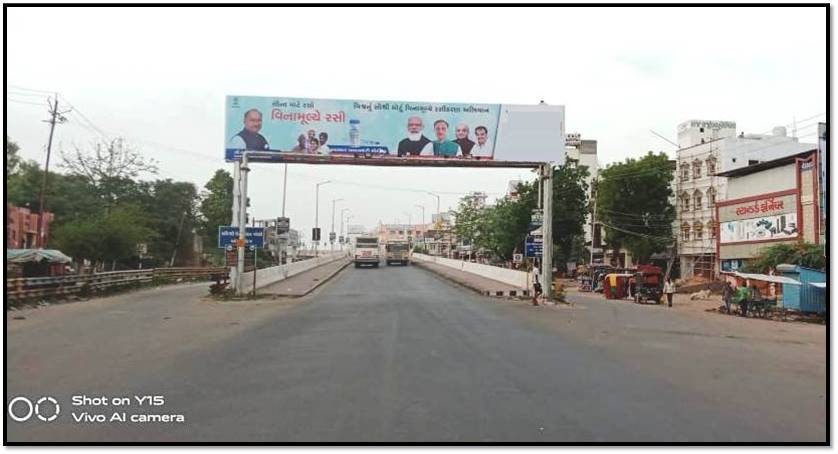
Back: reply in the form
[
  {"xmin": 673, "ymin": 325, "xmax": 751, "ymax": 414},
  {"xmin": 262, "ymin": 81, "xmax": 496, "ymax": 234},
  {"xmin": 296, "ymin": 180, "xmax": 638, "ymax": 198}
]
[
  {"xmin": 525, "ymin": 235, "xmax": 543, "ymax": 257},
  {"xmin": 218, "ymin": 226, "xmax": 265, "ymax": 248}
]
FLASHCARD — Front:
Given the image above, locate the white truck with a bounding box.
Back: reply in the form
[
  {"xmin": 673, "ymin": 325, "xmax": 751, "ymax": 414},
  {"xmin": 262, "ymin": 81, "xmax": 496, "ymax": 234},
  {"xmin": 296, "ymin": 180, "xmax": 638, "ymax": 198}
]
[{"xmin": 353, "ymin": 236, "xmax": 381, "ymax": 268}]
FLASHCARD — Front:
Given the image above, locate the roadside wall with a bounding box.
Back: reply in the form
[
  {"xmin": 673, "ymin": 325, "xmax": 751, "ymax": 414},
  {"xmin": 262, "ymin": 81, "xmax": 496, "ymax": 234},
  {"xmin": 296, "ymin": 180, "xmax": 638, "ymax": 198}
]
[
  {"xmin": 412, "ymin": 254, "xmax": 530, "ymax": 290},
  {"xmin": 241, "ymin": 252, "xmax": 346, "ymax": 290}
]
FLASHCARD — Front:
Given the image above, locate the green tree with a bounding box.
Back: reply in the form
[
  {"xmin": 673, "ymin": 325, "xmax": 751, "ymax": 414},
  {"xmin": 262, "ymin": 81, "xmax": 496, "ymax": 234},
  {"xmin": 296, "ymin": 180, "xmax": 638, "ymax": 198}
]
[
  {"xmin": 596, "ymin": 152, "xmax": 675, "ymax": 264},
  {"xmin": 452, "ymin": 193, "xmax": 488, "ymax": 248},
  {"xmin": 53, "ymin": 204, "xmax": 156, "ymax": 270},
  {"xmin": 745, "ymin": 242, "xmax": 825, "ymax": 273},
  {"xmin": 199, "ymin": 169, "xmax": 234, "ymax": 245},
  {"xmin": 6, "ymin": 136, "xmax": 21, "ymax": 176},
  {"xmin": 552, "ymin": 159, "xmax": 591, "ymax": 266},
  {"xmin": 479, "ymin": 182, "xmax": 538, "ymax": 261}
]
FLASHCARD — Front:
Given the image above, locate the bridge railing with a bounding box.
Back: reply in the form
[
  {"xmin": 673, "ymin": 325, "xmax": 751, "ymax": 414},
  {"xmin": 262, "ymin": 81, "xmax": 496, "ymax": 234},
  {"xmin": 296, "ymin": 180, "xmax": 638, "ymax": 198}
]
[{"xmin": 6, "ymin": 267, "xmax": 229, "ymax": 303}]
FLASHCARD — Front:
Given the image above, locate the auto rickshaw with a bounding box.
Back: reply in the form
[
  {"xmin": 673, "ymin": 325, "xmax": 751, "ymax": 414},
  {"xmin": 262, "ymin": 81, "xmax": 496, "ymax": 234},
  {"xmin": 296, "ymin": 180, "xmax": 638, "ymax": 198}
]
[{"xmin": 631, "ymin": 264, "xmax": 663, "ymax": 304}]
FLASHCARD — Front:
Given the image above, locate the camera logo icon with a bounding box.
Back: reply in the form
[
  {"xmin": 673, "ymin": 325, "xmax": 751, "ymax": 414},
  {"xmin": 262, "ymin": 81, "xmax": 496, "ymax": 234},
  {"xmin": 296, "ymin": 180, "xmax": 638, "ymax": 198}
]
[{"xmin": 8, "ymin": 396, "xmax": 60, "ymax": 422}]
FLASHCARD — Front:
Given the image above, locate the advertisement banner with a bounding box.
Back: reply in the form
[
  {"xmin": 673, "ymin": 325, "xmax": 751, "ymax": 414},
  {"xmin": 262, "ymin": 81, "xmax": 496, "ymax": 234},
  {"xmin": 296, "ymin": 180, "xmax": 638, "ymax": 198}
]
[
  {"xmin": 225, "ymin": 96, "xmax": 564, "ymax": 164},
  {"xmin": 719, "ymin": 212, "xmax": 798, "ymax": 244}
]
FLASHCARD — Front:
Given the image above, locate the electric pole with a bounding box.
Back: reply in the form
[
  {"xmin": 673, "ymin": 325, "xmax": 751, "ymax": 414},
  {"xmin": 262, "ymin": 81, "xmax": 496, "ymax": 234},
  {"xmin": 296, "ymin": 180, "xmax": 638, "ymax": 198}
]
[{"xmin": 37, "ymin": 95, "xmax": 70, "ymax": 248}]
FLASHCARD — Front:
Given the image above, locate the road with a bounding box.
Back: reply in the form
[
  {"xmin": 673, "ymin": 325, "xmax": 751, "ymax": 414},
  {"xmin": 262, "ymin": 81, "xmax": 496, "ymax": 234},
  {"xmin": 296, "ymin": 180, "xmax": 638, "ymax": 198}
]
[{"xmin": 6, "ymin": 264, "xmax": 827, "ymax": 443}]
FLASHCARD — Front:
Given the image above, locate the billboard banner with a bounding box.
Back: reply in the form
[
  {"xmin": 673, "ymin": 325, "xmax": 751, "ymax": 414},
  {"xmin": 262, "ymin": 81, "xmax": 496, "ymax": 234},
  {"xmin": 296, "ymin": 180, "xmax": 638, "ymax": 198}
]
[
  {"xmin": 225, "ymin": 96, "xmax": 564, "ymax": 164},
  {"xmin": 719, "ymin": 212, "xmax": 798, "ymax": 244}
]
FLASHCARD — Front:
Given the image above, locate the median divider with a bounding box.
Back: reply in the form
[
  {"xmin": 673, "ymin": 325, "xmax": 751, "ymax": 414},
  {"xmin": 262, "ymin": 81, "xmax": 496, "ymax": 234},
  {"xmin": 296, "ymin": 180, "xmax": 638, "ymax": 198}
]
[
  {"xmin": 412, "ymin": 253, "xmax": 531, "ymax": 298},
  {"xmin": 240, "ymin": 252, "xmax": 346, "ymax": 290}
]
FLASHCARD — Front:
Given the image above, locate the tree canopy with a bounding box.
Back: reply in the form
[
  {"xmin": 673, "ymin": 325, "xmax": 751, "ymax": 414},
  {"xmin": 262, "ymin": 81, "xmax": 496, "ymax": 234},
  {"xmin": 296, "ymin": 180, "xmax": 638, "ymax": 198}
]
[{"xmin": 596, "ymin": 152, "xmax": 675, "ymax": 264}]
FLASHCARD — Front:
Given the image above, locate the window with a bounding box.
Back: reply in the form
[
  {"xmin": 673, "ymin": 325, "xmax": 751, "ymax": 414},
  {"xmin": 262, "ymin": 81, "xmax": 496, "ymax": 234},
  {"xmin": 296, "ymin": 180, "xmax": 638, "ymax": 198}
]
[
  {"xmin": 706, "ymin": 157, "xmax": 716, "ymax": 175},
  {"xmin": 680, "ymin": 165, "xmax": 690, "ymax": 181},
  {"xmin": 706, "ymin": 187, "xmax": 716, "ymax": 207},
  {"xmin": 692, "ymin": 159, "xmax": 702, "ymax": 179},
  {"xmin": 700, "ymin": 138, "xmax": 705, "ymax": 144},
  {"xmin": 748, "ymin": 159, "xmax": 760, "ymax": 166},
  {"xmin": 680, "ymin": 192, "xmax": 691, "ymax": 212},
  {"xmin": 693, "ymin": 190, "xmax": 703, "ymax": 211},
  {"xmin": 693, "ymin": 221, "xmax": 704, "ymax": 240},
  {"xmin": 707, "ymin": 220, "xmax": 716, "ymax": 239},
  {"xmin": 699, "ymin": 127, "xmax": 705, "ymax": 133},
  {"xmin": 681, "ymin": 222, "xmax": 691, "ymax": 241}
]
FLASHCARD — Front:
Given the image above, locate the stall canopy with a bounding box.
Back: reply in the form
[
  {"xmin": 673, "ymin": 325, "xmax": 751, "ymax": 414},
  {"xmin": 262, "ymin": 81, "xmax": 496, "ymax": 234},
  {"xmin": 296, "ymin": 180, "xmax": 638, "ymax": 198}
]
[
  {"xmin": 810, "ymin": 282, "xmax": 827, "ymax": 289},
  {"xmin": 726, "ymin": 271, "xmax": 801, "ymax": 286},
  {"xmin": 6, "ymin": 249, "xmax": 73, "ymax": 264}
]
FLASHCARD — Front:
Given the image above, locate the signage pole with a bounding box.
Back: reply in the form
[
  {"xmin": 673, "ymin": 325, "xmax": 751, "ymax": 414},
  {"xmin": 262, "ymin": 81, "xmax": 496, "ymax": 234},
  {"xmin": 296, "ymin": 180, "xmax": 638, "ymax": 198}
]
[
  {"xmin": 541, "ymin": 163, "xmax": 554, "ymax": 301},
  {"xmin": 230, "ymin": 163, "xmax": 241, "ymax": 291},
  {"xmin": 236, "ymin": 154, "xmax": 250, "ymax": 296}
]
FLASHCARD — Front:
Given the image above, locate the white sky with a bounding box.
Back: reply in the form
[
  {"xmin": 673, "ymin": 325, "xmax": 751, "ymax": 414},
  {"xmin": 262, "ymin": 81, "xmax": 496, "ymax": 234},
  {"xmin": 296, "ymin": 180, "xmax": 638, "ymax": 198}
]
[{"xmin": 6, "ymin": 6, "xmax": 826, "ymax": 242}]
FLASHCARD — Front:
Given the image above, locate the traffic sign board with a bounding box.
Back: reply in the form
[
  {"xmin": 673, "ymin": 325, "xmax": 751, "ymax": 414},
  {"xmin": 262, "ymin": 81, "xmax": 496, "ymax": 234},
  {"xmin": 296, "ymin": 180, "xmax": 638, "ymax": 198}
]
[
  {"xmin": 525, "ymin": 234, "xmax": 543, "ymax": 257},
  {"xmin": 513, "ymin": 253, "xmax": 523, "ymax": 264},
  {"xmin": 217, "ymin": 226, "xmax": 265, "ymax": 248}
]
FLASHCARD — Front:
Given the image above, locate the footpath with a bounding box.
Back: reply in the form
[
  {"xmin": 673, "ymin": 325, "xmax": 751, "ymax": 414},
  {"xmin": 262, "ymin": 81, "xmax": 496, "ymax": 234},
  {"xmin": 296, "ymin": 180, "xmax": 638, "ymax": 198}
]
[
  {"xmin": 259, "ymin": 258, "xmax": 350, "ymax": 297},
  {"xmin": 414, "ymin": 261, "xmax": 530, "ymax": 298}
]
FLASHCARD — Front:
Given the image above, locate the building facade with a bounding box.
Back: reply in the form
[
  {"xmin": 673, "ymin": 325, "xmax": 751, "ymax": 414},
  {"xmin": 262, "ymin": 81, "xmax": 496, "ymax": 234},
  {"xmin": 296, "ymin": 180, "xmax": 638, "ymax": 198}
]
[
  {"xmin": 7, "ymin": 203, "xmax": 54, "ymax": 249},
  {"xmin": 675, "ymin": 119, "xmax": 816, "ymax": 278},
  {"xmin": 715, "ymin": 150, "xmax": 821, "ymax": 272}
]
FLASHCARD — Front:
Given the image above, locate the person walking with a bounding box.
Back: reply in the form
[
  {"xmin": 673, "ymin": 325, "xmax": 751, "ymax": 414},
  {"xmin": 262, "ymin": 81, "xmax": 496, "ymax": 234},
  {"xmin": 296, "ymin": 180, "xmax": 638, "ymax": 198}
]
[
  {"xmin": 532, "ymin": 263, "xmax": 542, "ymax": 306},
  {"xmin": 663, "ymin": 277, "xmax": 676, "ymax": 307}
]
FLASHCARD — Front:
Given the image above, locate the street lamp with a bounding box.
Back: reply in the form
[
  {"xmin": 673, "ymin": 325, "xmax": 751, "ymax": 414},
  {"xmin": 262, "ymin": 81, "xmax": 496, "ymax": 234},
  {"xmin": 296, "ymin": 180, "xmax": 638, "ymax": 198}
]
[
  {"xmin": 427, "ymin": 192, "xmax": 441, "ymax": 223},
  {"xmin": 415, "ymin": 204, "xmax": 425, "ymax": 247},
  {"xmin": 331, "ymin": 198, "xmax": 345, "ymax": 251},
  {"xmin": 340, "ymin": 208, "xmax": 350, "ymax": 249},
  {"xmin": 314, "ymin": 180, "xmax": 331, "ymax": 256}
]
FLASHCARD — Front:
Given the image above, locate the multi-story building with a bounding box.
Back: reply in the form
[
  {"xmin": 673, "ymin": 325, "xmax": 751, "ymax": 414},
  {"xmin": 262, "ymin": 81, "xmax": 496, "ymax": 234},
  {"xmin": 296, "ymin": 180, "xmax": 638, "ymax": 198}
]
[
  {"xmin": 7, "ymin": 203, "xmax": 54, "ymax": 249},
  {"xmin": 565, "ymin": 133, "xmax": 600, "ymax": 259},
  {"xmin": 715, "ymin": 149, "xmax": 821, "ymax": 272},
  {"xmin": 675, "ymin": 119, "xmax": 816, "ymax": 278}
]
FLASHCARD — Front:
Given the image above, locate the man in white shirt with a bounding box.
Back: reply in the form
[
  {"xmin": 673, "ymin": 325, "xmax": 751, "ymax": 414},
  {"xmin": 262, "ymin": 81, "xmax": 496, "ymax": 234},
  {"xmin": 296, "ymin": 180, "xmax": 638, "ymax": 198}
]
[{"xmin": 471, "ymin": 125, "xmax": 493, "ymax": 158}]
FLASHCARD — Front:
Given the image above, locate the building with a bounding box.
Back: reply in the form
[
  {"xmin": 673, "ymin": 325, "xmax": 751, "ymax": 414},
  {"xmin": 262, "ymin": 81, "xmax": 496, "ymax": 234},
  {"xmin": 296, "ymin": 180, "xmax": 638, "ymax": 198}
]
[
  {"xmin": 565, "ymin": 133, "xmax": 602, "ymax": 261},
  {"xmin": 377, "ymin": 223, "xmax": 429, "ymax": 244},
  {"xmin": 715, "ymin": 149, "xmax": 821, "ymax": 273},
  {"xmin": 7, "ymin": 203, "xmax": 54, "ymax": 249},
  {"xmin": 675, "ymin": 119, "xmax": 816, "ymax": 278}
]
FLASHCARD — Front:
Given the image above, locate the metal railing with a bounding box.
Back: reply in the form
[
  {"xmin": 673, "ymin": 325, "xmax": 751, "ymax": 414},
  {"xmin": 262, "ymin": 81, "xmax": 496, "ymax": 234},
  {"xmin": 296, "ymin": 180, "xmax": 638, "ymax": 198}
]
[{"xmin": 6, "ymin": 267, "xmax": 229, "ymax": 302}]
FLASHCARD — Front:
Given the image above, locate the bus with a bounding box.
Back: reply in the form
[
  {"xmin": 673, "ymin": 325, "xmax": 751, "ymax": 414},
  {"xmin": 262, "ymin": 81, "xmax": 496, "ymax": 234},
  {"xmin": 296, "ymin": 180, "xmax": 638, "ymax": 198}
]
[
  {"xmin": 353, "ymin": 236, "xmax": 381, "ymax": 268},
  {"xmin": 385, "ymin": 240, "xmax": 410, "ymax": 266}
]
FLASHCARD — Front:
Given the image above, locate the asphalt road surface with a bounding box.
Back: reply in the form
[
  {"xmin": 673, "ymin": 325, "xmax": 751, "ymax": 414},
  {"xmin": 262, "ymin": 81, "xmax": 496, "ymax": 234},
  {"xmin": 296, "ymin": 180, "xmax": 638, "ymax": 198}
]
[{"xmin": 6, "ymin": 265, "xmax": 826, "ymax": 443}]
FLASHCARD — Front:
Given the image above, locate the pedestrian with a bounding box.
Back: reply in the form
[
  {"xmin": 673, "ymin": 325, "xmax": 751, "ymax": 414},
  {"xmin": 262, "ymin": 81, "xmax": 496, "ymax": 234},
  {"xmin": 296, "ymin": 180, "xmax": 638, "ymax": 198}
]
[
  {"xmin": 663, "ymin": 277, "xmax": 675, "ymax": 307},
  {"xmin": 532, "ymin": 264, "xmax": 542, "ymax": 306},
  {"xmin": 722, "ymin": 281, "xmax": 734, "ymax": 314}
]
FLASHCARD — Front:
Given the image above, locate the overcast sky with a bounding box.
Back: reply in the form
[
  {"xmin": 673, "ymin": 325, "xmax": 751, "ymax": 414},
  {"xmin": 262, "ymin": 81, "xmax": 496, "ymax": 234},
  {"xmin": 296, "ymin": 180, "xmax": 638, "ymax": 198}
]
[{"xmin": 6, "ymin": 6, "xmax": 826, "ymax": 241}]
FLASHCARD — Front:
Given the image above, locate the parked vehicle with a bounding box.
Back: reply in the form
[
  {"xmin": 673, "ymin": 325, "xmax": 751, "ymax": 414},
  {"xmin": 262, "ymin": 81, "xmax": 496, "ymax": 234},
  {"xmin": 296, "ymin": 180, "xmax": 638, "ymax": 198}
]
[
  {"xmin": 631, "ymin": 264, "xmax": 663, "ymax": 304},
  {"xmin": 385, "ymin": 240, "xmax": 410, "ymax": 266},
  {"xmin": 353, "ymin": 236, "xmax": 381, "ymax": 268}
]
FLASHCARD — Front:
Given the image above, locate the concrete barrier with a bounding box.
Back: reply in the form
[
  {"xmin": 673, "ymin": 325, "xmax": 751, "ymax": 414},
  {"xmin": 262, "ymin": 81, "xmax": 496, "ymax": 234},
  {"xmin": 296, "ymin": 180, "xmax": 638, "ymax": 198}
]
[
  {"xmin": 240, "ymin": 252, "xmax": 346, "ymax": 290},
  {"xmin": 412, "ymin": 253, "xmax": 530, "ymax": 290}
]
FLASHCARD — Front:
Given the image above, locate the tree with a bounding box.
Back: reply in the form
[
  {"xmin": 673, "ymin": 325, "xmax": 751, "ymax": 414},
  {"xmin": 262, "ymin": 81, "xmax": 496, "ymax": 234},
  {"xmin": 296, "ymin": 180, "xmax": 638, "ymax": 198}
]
[
  {"xmin": 596, "ymin": 152, "xmax": 675, "ymax": 264},
  {"xmin": 53, "ymin": 204, "xmax": 156, "ymax": 270},
  {"xmin": 59, "ymin": 138, "xmax": 158, "ymax": 208},
  {"xmin": 479, "ymin": 182, "xmax": 538, "ymax": 261},
  {"xmin": 199, "ymin": 169, "xmax": 234, "ymax": 246},
  {"xmin": 745, "ymin": 242, "xmax": 825, "ymax": 273},
  {"xmin": 552, "ymin": 159, "xmax": 591, "ymax": 266},
  {"xmin": 452, "ymin": 193, "xmax": 488, "ymax": 248},
  {"xmin": 7, "ymin": 136, "xmax": 21, "ymax": 176}
]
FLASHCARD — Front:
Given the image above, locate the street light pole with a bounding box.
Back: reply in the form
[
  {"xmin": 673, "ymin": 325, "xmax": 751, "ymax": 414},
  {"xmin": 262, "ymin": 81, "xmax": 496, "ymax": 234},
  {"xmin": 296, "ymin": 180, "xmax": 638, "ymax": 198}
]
[
  {"xmin": 331, "ymin": 198, "xmax": 344, "ymax": 251},
  {"xmin": 340, "ymin": 208, "xmax": 350, "ymax": 250},
  {"xmin": 314, "ymin": 180, "xmax": 331, "ymax": 257},
  {"xmin": 427, "ymin": 192, "xmax": 440, "ymax": 222},
  {"xmin": 415, "ymin": 204, "xmax": 425, "ymax": 248}
]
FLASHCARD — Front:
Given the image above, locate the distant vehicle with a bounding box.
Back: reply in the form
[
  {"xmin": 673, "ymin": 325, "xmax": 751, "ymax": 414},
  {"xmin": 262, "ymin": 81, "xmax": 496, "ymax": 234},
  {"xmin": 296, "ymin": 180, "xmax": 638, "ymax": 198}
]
[
  {"xmin": 385, "ymin": 240, "xmax": 410, "ymax": 266},
  {"xmin": 353, "ymin": 236, "xmax": 381, "ymax": 268}
]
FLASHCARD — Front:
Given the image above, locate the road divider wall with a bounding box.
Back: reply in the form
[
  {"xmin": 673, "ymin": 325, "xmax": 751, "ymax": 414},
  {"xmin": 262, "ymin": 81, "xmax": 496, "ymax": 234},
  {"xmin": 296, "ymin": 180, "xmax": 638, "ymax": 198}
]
[
  {"xmin": 240, "ymin": 252, "xmax": 346, "ymax": 290},
  {"xmin": 412, "ymin": 254, "xmax": 530, "ymax": 290}
]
